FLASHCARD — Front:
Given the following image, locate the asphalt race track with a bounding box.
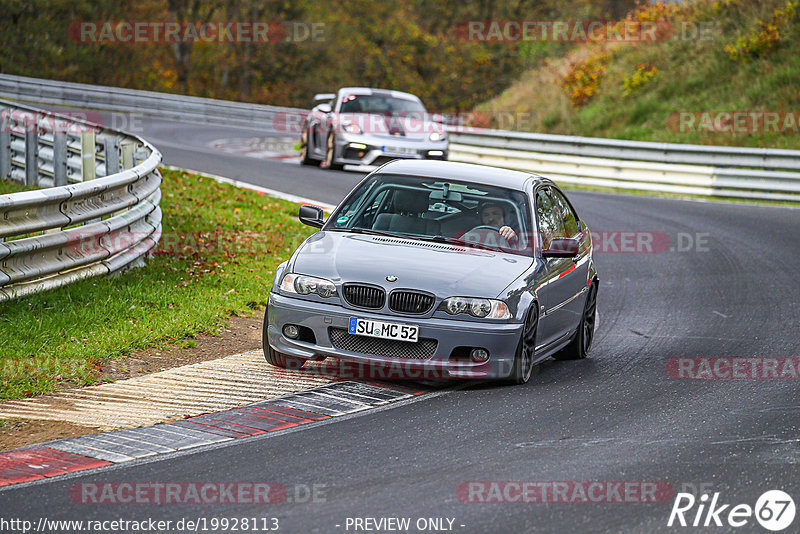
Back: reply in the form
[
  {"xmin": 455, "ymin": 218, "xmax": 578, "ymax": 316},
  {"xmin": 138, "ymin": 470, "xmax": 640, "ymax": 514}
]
[{"xmin": 2, "ymin": 115, "xmax": 799, "ymax": 533}]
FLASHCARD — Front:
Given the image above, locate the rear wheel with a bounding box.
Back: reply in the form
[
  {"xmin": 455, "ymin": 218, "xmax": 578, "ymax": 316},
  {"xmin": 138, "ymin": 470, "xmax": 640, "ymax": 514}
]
[
  {"xmin": 262, "ymin": 307, "xmax": 306, "ymax": 370},
  {"xmin": 325, "ymin": 133, "xmax": 344, "ymax": 170},
  {"xmin": 509, "ymin": 306, "xmax": 538, "ymax": 385},
  {"xmin": 553, "ymin": 280, "xmax": 597, "ymax": 361},
  {"xmin": 300, "ymin": 126, "xmax": 320, "ymax": 166}
]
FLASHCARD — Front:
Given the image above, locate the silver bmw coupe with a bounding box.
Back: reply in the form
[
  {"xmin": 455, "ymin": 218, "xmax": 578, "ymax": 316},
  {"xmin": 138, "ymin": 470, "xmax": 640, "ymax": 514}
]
[{"xmin": 264, "ymin": 160, "xmax": 597, "ymax": 384}]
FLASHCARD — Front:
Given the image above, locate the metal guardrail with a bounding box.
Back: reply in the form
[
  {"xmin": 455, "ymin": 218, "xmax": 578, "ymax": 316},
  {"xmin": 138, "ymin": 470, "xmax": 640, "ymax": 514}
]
[
  {"xmin": 450, "ymin": 130, "xmax": 800, "ymax": 170},
  {"xmin": 448, "ymin": 131, "xmax": 800, "ymax": 202},
  {"xmin": 1, "ymin": 74, "xmax": 799, "ymax": 202},
  {"xmin": 0, "ymin": 73, "xmax": 305, "ymax": 130},
  {"xmin": 447, "ymin": 140, "xmax": 800, "ymax": 202},
  {"xmin": 0, "ymin": 99, "xmax": 162, "ymax": 301}
]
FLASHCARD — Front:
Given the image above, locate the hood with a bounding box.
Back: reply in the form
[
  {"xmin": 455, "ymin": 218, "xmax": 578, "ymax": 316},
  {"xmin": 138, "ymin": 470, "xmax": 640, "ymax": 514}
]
[{"xmin": 291, "ymin": 231, "xmax": 533, "ymax": 299}]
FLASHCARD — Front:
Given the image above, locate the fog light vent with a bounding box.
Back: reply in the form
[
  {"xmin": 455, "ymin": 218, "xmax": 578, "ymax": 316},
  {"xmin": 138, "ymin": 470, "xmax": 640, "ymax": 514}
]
[
  {"xmin": 283, "ymin": 324, "xmax": 300, "ymax": 339},
  {"xmin": 470, "ymin": 348, "xmax": 490, "ymax": 362}
]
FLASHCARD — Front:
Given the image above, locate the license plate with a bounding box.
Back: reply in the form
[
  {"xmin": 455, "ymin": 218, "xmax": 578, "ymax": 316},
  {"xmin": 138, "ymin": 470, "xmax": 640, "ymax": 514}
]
[
  {"xmin": 348, "ymin": 317, "xmax": 418, "ymax": 342},
  {"xmin": 382, "ymin": 146, "xmax": 417, "ymax": 156}
]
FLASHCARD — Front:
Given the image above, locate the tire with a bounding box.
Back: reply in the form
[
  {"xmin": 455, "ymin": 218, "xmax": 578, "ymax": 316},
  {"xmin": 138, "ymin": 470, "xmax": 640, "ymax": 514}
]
[
  {"xmin": 300, "ymin": 126, "xmax": 321, "ymax": 166},
  {"xmin": 325, "ymin": 133, "xmax": 344, "ymax": 170},
  {"xmin": 553, "ymin": 279, "xmax": 598, "ymax": 361},
  {"xmin": 509, "ymin": 306, "xmax": 538, "ymax": 385},
  {"xmin": 262, "ymin": 307, "xmax": 306, "ymax": 370}
]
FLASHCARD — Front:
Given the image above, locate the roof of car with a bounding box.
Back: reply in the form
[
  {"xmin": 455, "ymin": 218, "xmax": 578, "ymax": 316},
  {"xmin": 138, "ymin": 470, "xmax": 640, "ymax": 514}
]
[
  {"xmin": 375, "ymin": 160, "xmax": 550, "ymax": 191},
  {"xmin": 337, "ymin": 87, "xmax": 421, "ymax": 101}
]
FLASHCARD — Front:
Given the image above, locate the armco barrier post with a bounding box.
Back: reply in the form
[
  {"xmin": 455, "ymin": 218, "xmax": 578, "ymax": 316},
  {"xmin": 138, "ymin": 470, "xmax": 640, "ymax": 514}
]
[
  {"xmin": 121, "ymin": 141, "xmax": 134, "ymax": 170},
  {"xmin": 0, "ymin": 129, "xmax": 9, "ymax": 180},
  {"xmin": 25, "ymin": 128, "xmax": 38, "ymax": 186},
  {"xmin": 104, "ymin": 137, "xmax": 120, "ymax": 175},
  {"xmin": 81, "ymin": 131, "xmax": 95, "ymax": 181},
  {"xmin": 53, "ymin": 131, "xmax": 67, "ymax": 186}
]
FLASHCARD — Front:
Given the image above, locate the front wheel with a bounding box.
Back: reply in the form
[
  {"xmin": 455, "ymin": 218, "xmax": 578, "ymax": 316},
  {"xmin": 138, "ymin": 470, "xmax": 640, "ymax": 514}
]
[
  {"xmin": 262, "ymin": 307, "xmax": 307, "ymax": 370},
  {"xmin": 509, "ymin": 306, "xmax": 538, "ymax": 385},
  {"xmin": 553, "ymin": 279, "xmax": 597, "ymax": 361}
]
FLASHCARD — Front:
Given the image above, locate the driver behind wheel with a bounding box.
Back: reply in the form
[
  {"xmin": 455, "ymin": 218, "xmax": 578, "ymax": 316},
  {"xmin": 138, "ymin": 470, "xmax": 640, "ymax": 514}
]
[{"xmin": 478, "ymin": 202, "xmax": 518, "ymax": 244}]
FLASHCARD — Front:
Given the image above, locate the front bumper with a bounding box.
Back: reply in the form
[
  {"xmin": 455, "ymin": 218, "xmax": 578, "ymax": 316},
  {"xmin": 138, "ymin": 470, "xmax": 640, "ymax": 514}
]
[
  {"xmin": 267, "ymin": 292, "xmax": 522, "ymax": 379},
  {"xmin": 333, "ymin": 132, "xmax": 449, "ymax": 167}
]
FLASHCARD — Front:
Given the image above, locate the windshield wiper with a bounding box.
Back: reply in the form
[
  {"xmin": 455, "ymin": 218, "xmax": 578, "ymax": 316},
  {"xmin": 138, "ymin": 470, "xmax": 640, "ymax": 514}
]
[
  {"xmin": 330, "ymin": 227, "xmax": 419, "ymax": 240},
  {"xmin": 333, "ymin": 227, "xmax": 502, "ymax": 250}
]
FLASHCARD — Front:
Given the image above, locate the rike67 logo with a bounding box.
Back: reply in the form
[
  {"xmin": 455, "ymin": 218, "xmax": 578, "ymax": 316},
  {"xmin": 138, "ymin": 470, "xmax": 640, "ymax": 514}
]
[{"xmin": 668, "ymin": 490, "xmax": 795, "ymax": 531}]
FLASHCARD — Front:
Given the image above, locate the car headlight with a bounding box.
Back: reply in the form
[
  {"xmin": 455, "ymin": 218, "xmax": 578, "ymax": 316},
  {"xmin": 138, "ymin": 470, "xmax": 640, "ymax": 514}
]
[
  {"xmin": 280, "ymin": 273, "xmax": 337, "ymax": 298},
  {"xmin": 440, "ymin": 297, "xmax": 511, "ymax": 319},
  {"xmin": 342, "ymin": 121, "xmax": 362, "ymax": 134},
  {"xmin": 429, "ymin": 131, "xmax": 445, "ymax": 142}
]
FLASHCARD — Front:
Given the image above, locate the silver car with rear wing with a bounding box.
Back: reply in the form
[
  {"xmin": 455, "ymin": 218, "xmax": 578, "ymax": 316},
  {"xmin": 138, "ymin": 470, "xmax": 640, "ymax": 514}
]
[{"xmin": 298, "ymin": 87, "xmax": 448, "ymax": 170}]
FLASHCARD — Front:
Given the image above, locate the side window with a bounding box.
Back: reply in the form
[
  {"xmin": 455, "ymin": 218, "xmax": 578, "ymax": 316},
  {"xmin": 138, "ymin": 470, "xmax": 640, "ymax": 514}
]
[
  {"xmin": 535, "ymin": 188, "xmax": 564, "ymax": 249},
  {"xmin": 550, "ymin": 189, "xmax": 580, "ymax": 237}
]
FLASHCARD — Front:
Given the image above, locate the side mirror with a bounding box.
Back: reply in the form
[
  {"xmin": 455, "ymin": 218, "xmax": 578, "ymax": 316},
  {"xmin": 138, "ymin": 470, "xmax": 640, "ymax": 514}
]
[
  {"xmin": 542, "ymin": 237, "xmax": 579, "ymax": 258},
  {"xmin": 299, "ymin": 205, "xmax": 324, "ymax": 228},
  {"xmin": 316, "ymin": 103, "xmax": 332, "ymax": 114}
]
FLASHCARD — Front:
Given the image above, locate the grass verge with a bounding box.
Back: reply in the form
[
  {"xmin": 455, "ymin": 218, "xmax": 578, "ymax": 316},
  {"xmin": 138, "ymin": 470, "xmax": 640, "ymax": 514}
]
[{"xmin": 0, "ymin": 168, "xmax": 315, "ymax": 400}]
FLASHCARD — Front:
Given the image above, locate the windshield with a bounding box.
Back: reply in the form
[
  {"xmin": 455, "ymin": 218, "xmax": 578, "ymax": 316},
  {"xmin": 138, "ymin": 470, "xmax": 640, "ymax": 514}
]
[
  {"xmin": 326, "ymin": 173, "xmax": 534, "ymax": 256},
  {"xmin": 339, "ymin": 94, "xmax": 426, "ymax": 114}
]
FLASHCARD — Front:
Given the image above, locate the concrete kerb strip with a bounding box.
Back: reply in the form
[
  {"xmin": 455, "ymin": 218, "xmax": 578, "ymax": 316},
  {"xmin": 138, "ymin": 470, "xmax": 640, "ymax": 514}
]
[
  {"xmin": 0, "ymin": 383, "xmax": 455, "ymax": 493},
  {"xmin": 0, "ymin": 350, "xmax": 336, "ymax": 428},
  {"xmin": 0, "ymin": 379, "xmax": 433, "ymax": 488}
]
